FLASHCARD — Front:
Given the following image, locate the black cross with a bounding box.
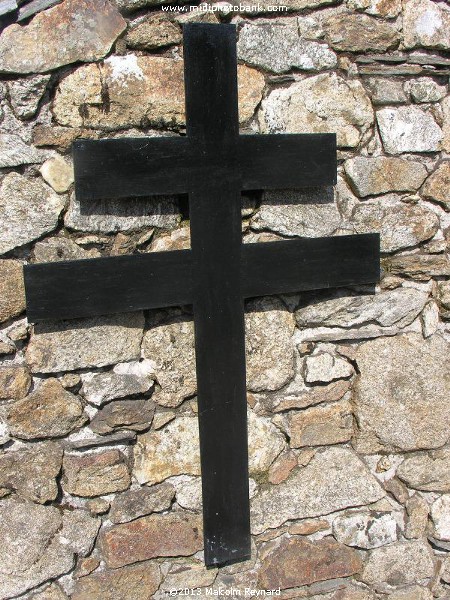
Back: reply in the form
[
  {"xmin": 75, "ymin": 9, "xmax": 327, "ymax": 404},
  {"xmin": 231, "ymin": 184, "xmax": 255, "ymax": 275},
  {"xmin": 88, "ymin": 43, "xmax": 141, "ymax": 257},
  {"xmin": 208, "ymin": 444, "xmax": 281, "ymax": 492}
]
[{"xmin": 24, "ymin": 24, "xmax": 379, "ymax": 567}]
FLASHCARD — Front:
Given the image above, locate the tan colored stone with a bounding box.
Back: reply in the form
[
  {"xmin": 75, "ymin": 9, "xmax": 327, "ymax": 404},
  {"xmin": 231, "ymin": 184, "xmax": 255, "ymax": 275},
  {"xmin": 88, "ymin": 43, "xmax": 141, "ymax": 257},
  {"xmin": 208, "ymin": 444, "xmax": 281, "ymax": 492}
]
[
  {"xmin": 33, "ymin": 237, "xmax": 100, "ymax": 263},
  {"xmin": 7, "ymin": 378, "xmax": 87, "ymax": 439},
  {"xmin": 430, "ymin": 495, "xmax": 450, "ymax": 541},
  {"xmin": 160, "ymin": 560, "xmax": 217, "ymax": 594},
  {"xmin": 286, "ymin": 399, "xmax": 353, "ymax": 448},
  {"xmin": 40, "ymin": 155, "xmax": 74, "ymax": 193},
  {"xmin": 100, "ymin": 512, "xmax": 203, "ymax": 568},
  {"xmin": 63, "ymin": 450, "xmax": 131, "ymax": 497},
  {"xmin": 53, "ymin": 57, "xmax": 263, "ymax": 130},
  {"xmin": 354, "ymin": 334, "xmax": 450, "ymax": 452},
  {"xmin": 268, "ymin": 451, "xmax": 298, "ymax": 485},
  {"xmin": 0, "ymin": 366, "xmax": 31, "ymax": 400},
  {"xmin": 348, "ymin": 0, "xmax": 401, "ymax": 18},
  {"xmin": 438, "ymin": 280, "xmax": 450, "ymax": 309},
  {"xmin": 32, "ymin": 125, "xmax": 98, "ymax": 151},
  {"xmin": 110, "ymin": 483, "xmax": 175, "ymax": 524},
  {"xmin": 258, "ymin": 536, "xmax": 362, "ymax": 589},
  {"xmin": 30, "ymin": 584, "xmax": 69, "ymax": 600},
  {"xmin": 270, "ymin": 379, "xmax": 351, "ymax": 412},
  {"xmin": 344, "ymin": 156, "xmax": 428, "ymax": 197},
  {"xmin": 0, "ymin": 260, "xmax": 25, "ymax": 323},
  {"xmin": 72, "ymin": 561, "xmax": 161, "ymax": 600},
  {"xmin": 0, "ymin": 0, "xmax": 126, "ymax": 74},
  {"xmin": 288, "ymin": 519, "xmax": 329, "ymax": 535},
  {"xmin": 403, "ymin": 0, "xmax": 450, "ymax": 50},
  {"xmin": 443, "ymin": 96, "xmax": 450, "ymax": 153},
  {"xmin": 304, "ymin": 352, "xmax": 353, "ymax": 383},
  {"xmin": 386, "ymin": 587, "xmax": 433, "ymax": 600},
  {"xmin": 0, "ymin": 442, "xmax": 63, "ymax": 503},
  {"xmin": 324, "ymin": 12, "xmax": 400, "ymax": 52},
  {"xmin": 384, "ymin": 253, "xmax": 450, "ymax": 280},
  {"xmin": 422, "ymin": 161, "xmax": 450, "ymax": 209},
  {"xmin": 126, "ymin": 13, "xmax": 181, "ymax": 50},
  {"xmin": 259, "ymin": 73, "xmax": 373, "ymax": 148},
  {"xmin": 73, "ymin": 556, "xmax": 100, "ymax": 579},
  {"xmin": 405, "ymin": 494, "xmax": 429, "ymax": 539},
  {"xmin": 397, "ymin": 448, "xmax": 450, "ymax": 492}
]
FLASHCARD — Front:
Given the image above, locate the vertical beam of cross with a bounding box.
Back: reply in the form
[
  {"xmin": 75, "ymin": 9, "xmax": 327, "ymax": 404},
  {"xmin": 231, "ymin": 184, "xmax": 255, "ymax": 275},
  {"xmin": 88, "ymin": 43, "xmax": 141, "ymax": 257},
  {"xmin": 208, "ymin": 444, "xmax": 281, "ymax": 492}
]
[{"xmin": 184, "ymin": 25, "xmax": 250, "ymax": 565}]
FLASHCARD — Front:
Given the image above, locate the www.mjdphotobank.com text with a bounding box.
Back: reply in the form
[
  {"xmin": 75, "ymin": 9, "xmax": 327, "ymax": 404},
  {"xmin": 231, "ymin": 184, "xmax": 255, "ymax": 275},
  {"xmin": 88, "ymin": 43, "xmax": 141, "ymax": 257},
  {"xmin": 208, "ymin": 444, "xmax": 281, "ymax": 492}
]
[{"xmin": 161, "ymin": 4, "xmax": 288, "ymax": 12}]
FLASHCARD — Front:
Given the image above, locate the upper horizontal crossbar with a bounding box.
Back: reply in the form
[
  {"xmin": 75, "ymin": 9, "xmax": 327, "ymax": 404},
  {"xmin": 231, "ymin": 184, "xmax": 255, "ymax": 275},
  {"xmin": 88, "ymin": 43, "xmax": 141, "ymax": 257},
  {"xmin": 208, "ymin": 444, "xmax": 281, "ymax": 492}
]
[
  {"xmin": 24, "ymin": 233, "xmax": 379, "ymax": 322},
  {"xmin": 73, "ymin": 133, "xmax": 336, "ymax": 201}
]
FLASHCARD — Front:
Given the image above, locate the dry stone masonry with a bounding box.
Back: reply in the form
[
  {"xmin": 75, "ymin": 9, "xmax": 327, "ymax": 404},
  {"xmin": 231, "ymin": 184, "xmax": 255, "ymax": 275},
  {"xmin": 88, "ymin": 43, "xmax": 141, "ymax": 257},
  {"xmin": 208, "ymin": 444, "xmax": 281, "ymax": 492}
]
[{"xmin": 0, "ymin": 0, "xmax": 450, "ymax": 597}]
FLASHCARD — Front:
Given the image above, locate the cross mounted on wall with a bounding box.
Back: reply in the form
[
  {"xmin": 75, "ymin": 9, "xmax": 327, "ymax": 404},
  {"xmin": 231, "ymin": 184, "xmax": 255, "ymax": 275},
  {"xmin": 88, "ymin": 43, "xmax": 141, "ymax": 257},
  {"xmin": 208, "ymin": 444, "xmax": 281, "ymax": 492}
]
[{"xmin": 24, "ymin": 23, "xmax": 380, "ymax": 567}]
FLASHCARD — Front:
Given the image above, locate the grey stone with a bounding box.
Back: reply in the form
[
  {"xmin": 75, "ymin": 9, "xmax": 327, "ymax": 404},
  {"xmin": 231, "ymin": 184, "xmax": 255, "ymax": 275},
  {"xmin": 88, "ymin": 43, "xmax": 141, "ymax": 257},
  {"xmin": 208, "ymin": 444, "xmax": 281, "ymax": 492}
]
[
  {"xmin": 344, "ymin": 157, "xmax": 428, "ymax": 197},
  {"xmin": 422, "ymin": 161, "xmax": 450, "ymax": 210},
  {"xmin": 351, "ymin": 196, "xmax": 439, "ymax": 252},
  {"xmin": 60, "ymin": 509, "xmax": 101, "ymax": 557},
  {"xmin": 65, "ymin": 429, "xmax": 136, "ymax": 450},
  {"xmin": 365, "ymin": 77, "xmax": 408, "ymax": 105},
  {"xmin": 126, "ymin": 13, "xmax": 181, "ymax": 50},
  {"xmin": 237, "ymin": 21, "xmax": 336, "ymax": 74},
  {"xmin": 62, "ymin": 449, "xmax": 131, "ymax": 497},
  {"xmin": 0, "ymin": 0, "xmax": 126, "ymax": 74},
  {"xmin": 408, "ymin": 77, "xmax": 447, "ymax": 103},
  {"xmin": 430, "ymin": 495, "xmax": 450, "ymax": 541},
  {"xmin": 33, "ymin": 237, "xmax": 101, "ymax": 263},
  {"xmin": 304, "ymin": 352, "xmax": 353, "ymax": 383},
  {"xmin": 360, "ymin": 541, "xmax": 435, "ymax": 592},
  {"xmin": 89, "ymin": 399, "xmax": 155, "ymax": 434},
  {"xmin": 110, "ymin": 483, "xmax": 175, "ymax": 523},
  {"xmin": 0, "ymin": 498, "xmax": 74, "ymax": 599},
  {"xmin": 250, "ymin": 446, "xmax": 385, "ymax": 534},
  {"xmin": 29, "ymin": 584, "xmax": 69, "ymax": 600},
  {"xmin": 0, "ymin": 134, "xmax": 44, "ymax": 167},
  {"xmin": 26, "ymin": 312, "xmax": 144, "ymax": 373},
  {"xmin": 7, "ymin": 74, "xmax": 50, "ymax": 119},
  {"xmin": 324, "ymin": 12, "xmax": 400, "ymax": 52},
  {"xmin": 403, "ymin": 0, "xmax": 450, "ymax": 50},
  {"xmin": 397, "ymin": 448, "xmax": 450, "ymax": 492},
  {"xmin": 332, "ymin": 511, "xmax": 398, "ymax": 549},
  {"xmin": 0, "ymin": 441, "xmax": 63, "ymax": 503},
  {"xmin": 65, "ymin": 192, "xmax": 180, "ymax": 233},
  {"xmin": 251, "ymin": 189, "xmax": 342, "ymax": 238},
  {"xmin": 81, "ymin": 361, "xmax": 153, "ymax": 406},
  {"xmin": 0, "ymin": 173, "xmax": 65, "ymax": 255},
  {"xmin": 295, "ymin": 287, "xmax": 428, "ymax": 330},
  {"xmin": 377, "ymin": 106, "xmax": 442, "ymax": 153},
  {"xmin": 259, "ymin": 73, "xmax": 373, "ymax": 148}
]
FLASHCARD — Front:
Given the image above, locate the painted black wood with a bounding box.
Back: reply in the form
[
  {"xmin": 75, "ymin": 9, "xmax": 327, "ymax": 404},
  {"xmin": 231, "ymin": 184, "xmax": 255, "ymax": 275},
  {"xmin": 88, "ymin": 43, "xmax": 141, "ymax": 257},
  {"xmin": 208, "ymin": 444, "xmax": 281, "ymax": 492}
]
[
  {"xmin": 23, "ymin": 22, "xmax": 381, "ymax": 568},
  {"xmin": 24, "ymin": 233, "xmax": 379, "ymax": 322}
]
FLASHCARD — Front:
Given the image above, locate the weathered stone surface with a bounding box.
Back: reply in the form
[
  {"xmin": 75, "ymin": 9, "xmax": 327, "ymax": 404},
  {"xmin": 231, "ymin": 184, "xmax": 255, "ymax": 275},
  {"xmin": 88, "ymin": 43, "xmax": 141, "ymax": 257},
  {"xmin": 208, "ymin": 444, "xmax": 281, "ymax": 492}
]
[
  {"xmin": 134, "ymin": 412, "xmax": 285, "ymax": 485},
  {"xmin": 7, "ymin": 74, "xmax": 50, "ymax": 119},
  {"xmin": 304, "ymin": 353, "xmax": 353, "ymax": 383},
  {"xmin": 72, "ymin": 561, "xmax": 161, "ymax": 600},
  {"xmin": 285, "ymin": 400, "xmax": 353, "ymax": 448},
  {"xmin": 377, "ymin": 106, "xmax": 442, "ymax": 153},
  {"xmin": 360, "ymin": 541, "xmax": 434, "ymax": 592},
  {"xmin": 296, "ymin": 288, "xmax": 428, "ymax": 330},
  {"xmin": 100, "ymin": 512, "xmax": 203, "ymax": 568},
  {"xmin": 353, "ymin": 195, "xmax": 438, "ymax": 252},
  {"xmin": 251, "ymin": 188, "xmax": 342, "ymax": 238},
  {"xmin": 443, "ymin": 96, "xmax": 450, "ymax": 153},
  {"xmin": 60, "ymin": 509, "xmax": 101, "ymax": 557},
  {"xmin": 0, "ymin": 173, "xmax": 65, "ymax": 255},
  {"xmin": 30, "ymin": 584, "xmax": 69, "ymax": 600},
  {"xmin": 32, "ymin": 124, "xmax": 98, "ymax": 151},
  {"xmin": 231, "ymin": 0, "xmax": 335, "ymax": 11},
  {"xmin": 110, "ymin": 483, "xmax": 175, "ymax": 524},
  {"xmin": 62, "ymin": 449, "xmax": 131, "ymax": 497},
  {"xmin": 386, "ymin": 587, "xmax": 433, "ymax": 600},
  {"xmin": 268, "ymin": 451, "xmax": 298, "ymax": 484},
  {"xmin": 126, "ymin": 13, "xmax": 181, "ymax": 49},
  {"xmin": 33, "ymin": 236, "xmax": 100, "ymax": 263},
  {"xmin": 40, "ymin": 155, "xmax": 74, "ymax": 193},
  {"xmin": 81, "ymin": 361, "xmax": 153, "ymax": 407},
  {"xmin": 397, "ymin": 449, "xmax": 450, "ymax": 492},
  {"xmin": 288, "ymin": 518, "xmax": 329, "ymax": 535},
  {"xmin": 0, "ymin": 260, "xmax": 25, "ymax": 324},
  {"xmin": 403, "ymin": 0, "xmax": 450, "ymax": 50},
  {"xmin": 324, "ymin": 13, "xmax": 400, "ymax": 52},
  {"xmin": 237, "ymin": 21, "xmax": 336, "ymax": 74},
  {"xmin": 0, "ymin": 366, "xmax": 31, "ymax": 400},
  {"xmin": 66, "ymin": 429, "xmax": 137, "ymax": 450},
  {"xmin": 439, "ymin": 280, "xmax": 450, "ymax": 309},
  {"xmin": 159, "ymin": 560, "xmax": 217, "ymax": 594},
  {"xmin": 258, "ymin": 536, "xmax": 362, "ymax": 589},
  {"xmin": 26, "ymin": 312, "xmax": 144, "ymax": 373},
  {"xmin": 0, "ymin": 134, "xmax": 44, "ymax": 168},
  {"xmin": 344, "ymin": 157, "xmax": 428, "ymax": 197},
  {"xmin": 332, "ymin": 511, "xmax": 397, "ymax": 549},
  {"xmin": 65, "ymin": 191, "xmax": 180, "ymax": 233},
  {"xmin": 0, "ymin": 0, "xmax": 126, "ymax": 74},
  {"xmin": 365, "ymin": 77, "xmax": 407, "ymax": 105},
  {"xmin": 354, "ymin": 334, "xmax": 450, "ymax": 452},
  {"xmin": 422, "ymin": 161, "xmax": 450, "ymax": 209},
  {"xmin": 430, "ymin": 495, "xmax": 450, "ymax": 541},
  {"xmin": 7, "ymin": 378, "xmax": 87, "ymax": 440},
  {"xmin": 384, "ymin": 253, "xmax": 450, "ymax": 280},
  {"xmin": 53, "ymin": 57, "xmax": 263, "ymax": 129},
  {"xmin": 245, "ymin": 297, "xmax": 295, "ymax": 392},
  {"xmin": 409, "ymin": 78, "xmax": 447, "ymax": 103},
  {"xmin": 251, "ymin": 447, "xmax": 385, "ymax": 534},
  {"xmin": 90, "ymin": 399, "xmax": 154, "ymax": 434},
  {"xmin": 259, "ymin": 73, "xmax": 373, "ymax": 148},
  {"xmin": 405, "ymin": 494, "xmax": 429, "ymax": 539},
  {"xmin": 0, "ymin": 499, "xmax": 74, "ymax": 599},
  {"xmin": 0, "ymin": 442, "xmax": 62, "ymax": 503}
]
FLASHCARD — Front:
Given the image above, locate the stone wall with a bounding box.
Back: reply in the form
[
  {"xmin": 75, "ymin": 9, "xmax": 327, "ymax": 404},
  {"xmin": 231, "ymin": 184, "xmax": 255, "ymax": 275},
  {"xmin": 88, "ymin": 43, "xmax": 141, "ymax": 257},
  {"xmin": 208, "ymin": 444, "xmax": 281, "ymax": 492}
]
[{"xmin": 0, "ymin": 0, "xmax": 450, "ymax": 598}]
